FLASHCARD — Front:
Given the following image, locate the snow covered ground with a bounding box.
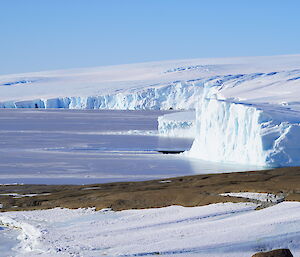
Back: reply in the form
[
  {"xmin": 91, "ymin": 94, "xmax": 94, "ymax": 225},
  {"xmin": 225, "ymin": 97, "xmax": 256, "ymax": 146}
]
[
  {"xmin": 0, "ymin": 202, "xmax": 299, "ymax": 256},
  {"xmin": 1, "ymin": 55, "xmax": 300, "ymax": 166},
  {"xmin": 0, "ymin": 226, "xmax": 19, "ymax": 256}
]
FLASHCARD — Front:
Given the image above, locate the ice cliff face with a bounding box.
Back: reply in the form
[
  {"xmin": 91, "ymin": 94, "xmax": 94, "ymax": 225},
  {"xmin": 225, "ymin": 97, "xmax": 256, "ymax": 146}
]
[
  {"xmin": 0, "ymin": 82, "xmax": 203, "ymax": 110},
  {"xmin": 187, "ymin": 98, "xmax": 300, "ymax": 167},
  {"xmin": 158, "ymin": 111, "xmax": 195, "ymax": 138}
]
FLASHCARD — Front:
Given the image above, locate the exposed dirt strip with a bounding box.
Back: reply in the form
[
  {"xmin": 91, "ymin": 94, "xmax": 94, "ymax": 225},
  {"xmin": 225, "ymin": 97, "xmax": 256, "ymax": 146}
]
[{"xmin": 0, "ymin": 167, "xmax": 299, "ymax": 212}]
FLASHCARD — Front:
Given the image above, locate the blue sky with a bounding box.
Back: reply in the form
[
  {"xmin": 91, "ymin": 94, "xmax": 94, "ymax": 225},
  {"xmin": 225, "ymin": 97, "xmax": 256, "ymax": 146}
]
[{"xmin": 1, "ymin": 0, "xmax": 300, "ymax": 75}]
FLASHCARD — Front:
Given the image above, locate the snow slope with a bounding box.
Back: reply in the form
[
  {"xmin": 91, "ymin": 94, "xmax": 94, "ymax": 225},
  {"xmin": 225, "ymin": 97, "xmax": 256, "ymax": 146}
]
[
  {"xmin": 1, "ymin": 55, "xmax": 300, "ymax": 166},
  {"xmin": 0, "ymin": 202, "xmax": 299, "ymax": 256}
]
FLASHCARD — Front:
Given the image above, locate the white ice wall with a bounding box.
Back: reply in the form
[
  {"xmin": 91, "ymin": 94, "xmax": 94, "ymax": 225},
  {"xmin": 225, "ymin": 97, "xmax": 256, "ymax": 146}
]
[
  {"xmin": 187, "ymin": 99, "xmax": 265, "ymax": 165},
  {"xmin": 187, "ymin": 98, "xmax": 300, "ymax": 167},
  {"xmin": 0, "ymin": 82, "xmax": 203, "ymax": 110}
]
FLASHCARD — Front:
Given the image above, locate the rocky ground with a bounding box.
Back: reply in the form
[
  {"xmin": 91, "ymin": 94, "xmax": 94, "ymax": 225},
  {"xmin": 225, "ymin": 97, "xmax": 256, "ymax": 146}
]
[{"xmin": 0, "ymin": 167, "xmax": 299, "ymax": 212}]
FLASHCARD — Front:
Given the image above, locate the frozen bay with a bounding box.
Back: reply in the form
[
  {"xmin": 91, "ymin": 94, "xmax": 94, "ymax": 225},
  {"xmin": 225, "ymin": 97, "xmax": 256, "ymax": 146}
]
[{"xmin": 0, "ymin": 109, "xmax": 263, "ymax": 185}]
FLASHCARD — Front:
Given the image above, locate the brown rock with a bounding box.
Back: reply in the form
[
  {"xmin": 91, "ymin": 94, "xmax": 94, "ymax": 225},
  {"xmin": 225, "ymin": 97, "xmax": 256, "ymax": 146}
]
[{"xmin": 252, "ymin": 248, "xmax": 293, "ymax": 257}]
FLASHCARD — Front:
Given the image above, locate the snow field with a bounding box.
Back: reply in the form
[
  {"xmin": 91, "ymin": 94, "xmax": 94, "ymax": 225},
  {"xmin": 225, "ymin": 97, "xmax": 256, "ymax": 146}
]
[{"xmin": 0, "ymin": 202, "xmax": 299, "ymax": 256}]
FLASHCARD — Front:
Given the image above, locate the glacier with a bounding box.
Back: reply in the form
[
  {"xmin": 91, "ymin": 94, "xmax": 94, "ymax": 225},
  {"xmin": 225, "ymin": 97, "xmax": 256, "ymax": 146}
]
[
  {"xmin": 1, "ymin": 55, "xmax": 300, "ymax": 167},
  {"xmin": 0, "ymin": 82, "xmax": 204, "ymax": 110},
  {"xmin": 187, "ymin": 99, "xmax": 300, "ymax": 167}
]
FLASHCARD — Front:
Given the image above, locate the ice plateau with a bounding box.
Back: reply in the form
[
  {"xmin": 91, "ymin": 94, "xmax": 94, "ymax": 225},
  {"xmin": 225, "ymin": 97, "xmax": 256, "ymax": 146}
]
[{"xmin": 1, "ymin": 55, "xmax": 300, "ymax": 167}]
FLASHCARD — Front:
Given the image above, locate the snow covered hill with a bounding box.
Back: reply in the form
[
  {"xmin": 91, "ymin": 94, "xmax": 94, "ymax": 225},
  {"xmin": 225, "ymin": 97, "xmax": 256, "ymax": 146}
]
[{"xmin": 1, "ymin": 55, "xmax": 300, "ymax": 167}]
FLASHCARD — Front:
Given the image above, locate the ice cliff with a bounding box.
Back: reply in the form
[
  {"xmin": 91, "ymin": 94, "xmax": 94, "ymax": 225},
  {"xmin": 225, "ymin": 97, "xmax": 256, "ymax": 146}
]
[
  {"xmin": 0, "ymin": 82, "xmax": 203, "ymax": 110},
  {"xmin": 187, "ymin": 98, "xmax": 300, "ymax": 167}
]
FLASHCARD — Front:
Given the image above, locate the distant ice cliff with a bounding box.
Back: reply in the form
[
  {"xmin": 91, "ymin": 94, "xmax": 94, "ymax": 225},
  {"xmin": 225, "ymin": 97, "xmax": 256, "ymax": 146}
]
[
  {"xmin": 158, "ymin": 111, "xmax": 195, "ymax": 138},
  {"xmin": 0, "ymin": 82, "xmax": 203, "ymax": 110}
]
